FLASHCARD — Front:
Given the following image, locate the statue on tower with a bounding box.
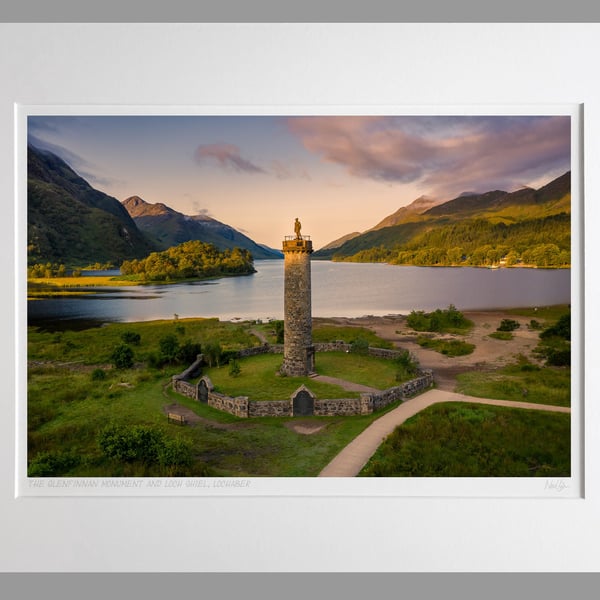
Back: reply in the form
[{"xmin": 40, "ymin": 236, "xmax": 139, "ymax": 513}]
[{"xmin": 294, "ymin": 217, "xmax": 302, "ymax": 239}]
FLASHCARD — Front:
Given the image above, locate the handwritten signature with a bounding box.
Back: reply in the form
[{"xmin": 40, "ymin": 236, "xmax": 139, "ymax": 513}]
[{"xmin": 545, "ymin": 479, "xmax": 569, "ymax": 493}]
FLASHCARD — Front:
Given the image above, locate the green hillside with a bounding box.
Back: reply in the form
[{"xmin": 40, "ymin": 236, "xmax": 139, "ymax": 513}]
[
  {"xmin": 315, "ymin": 171, "xmax": 571, "ymax": 268},
  {"xmin": 27, "ymin": 146, "xmax": 156, "ymax": 267}
]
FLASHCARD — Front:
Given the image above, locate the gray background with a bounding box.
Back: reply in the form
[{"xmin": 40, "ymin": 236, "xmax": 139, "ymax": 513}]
[{"xmin": 2, "ymin": 1, "xmax": 599, "ymax": 593}]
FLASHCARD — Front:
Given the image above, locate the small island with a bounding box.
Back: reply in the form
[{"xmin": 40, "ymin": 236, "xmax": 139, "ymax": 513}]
[
  {"xmin": 119, "ymin": 240, "xmax": 256, "ymax": 282},
  {"xmin": 27, "ymin": 240, "xmax": 256, "ymax": 295}
]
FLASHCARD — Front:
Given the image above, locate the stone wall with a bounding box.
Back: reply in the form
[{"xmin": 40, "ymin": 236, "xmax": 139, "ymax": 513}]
[
  {"xmin": 172, "ymin": 378, "xmax": 197, "ymax": 400},
  {"xmin": 248, "ymin": 400, "xmax": 292, "ymax": 417},
  {"xmin": 314, "ymin": 398, "xmax": 363, "ymax": 416},
  {"xmin": 173, "ymin": 355, "xmax": 203, "ymax": 381},
  {"xmin": 400, "ymin": 370, "xmax": 434, "ymax": 398},
  {"xmin": 238, "ymin": 344, "xmax": 283, "ymax": 358},
  {"xmin": 235, "ymin": 342, "xmax": 413, "ymax": 360},
  {"xmin": 171, "ymin": 347, "xmax": 434, "ymax": 419},
  {"xmin": 208, "ymin": 392, "xmax": 249, "ymax": 418}
]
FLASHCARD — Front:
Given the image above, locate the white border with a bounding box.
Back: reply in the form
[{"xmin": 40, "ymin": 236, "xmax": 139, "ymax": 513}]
[
  {"xmin": 2, "ymin": 23, "xmax": 599, "ymax": 572},
  {"xmin": 15, "ymin": 102, "xmax": 582, "ymax": 500}
]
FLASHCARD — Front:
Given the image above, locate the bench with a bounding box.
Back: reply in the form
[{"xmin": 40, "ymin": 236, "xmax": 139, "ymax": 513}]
[{"xmin": 167, "ymin": 412, "xmax": 187, "ymax": 426}]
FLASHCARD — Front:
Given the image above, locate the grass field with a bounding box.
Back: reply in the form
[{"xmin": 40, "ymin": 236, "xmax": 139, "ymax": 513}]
[
  {"xmin": 26, "ymin": 310, "xmax": 572, "ymax": 478},
  {"xmin": 27, "ymin": 362, "xmax": 402, "ymax": 477},
  {"xmin": 455, "ymin": 359, "xmax": 570, "ymax": 407},
  {"xmin": 359, "ymin": 402, "xmax": 570, "ymax": 477},
  {"xmin": 506, "ymin": 304, "xmax": 570, "ymax": 322},
  {"xmin": 201, "ymin": 351, "xmax": 404, "ymax": 400},
  {"xmin": 27, "ymin": 318, "xmax": 408, "ymax": 477}
]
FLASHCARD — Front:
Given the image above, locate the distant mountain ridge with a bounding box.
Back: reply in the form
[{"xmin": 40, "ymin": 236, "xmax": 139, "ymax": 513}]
[
  {"xmin": 314, "ymin": 171, "xmax": 571, "ymax": 265},
  {"xmin": 368, "ymin": 195, "xmax": 442, "ymax": 230},
  {"xmin": 122, "ymin": 196, "xmax": 282, "ymax": 260},
  {"xmin": 27, "ymin": 145, "xmax": 156, "ymax": 266}
]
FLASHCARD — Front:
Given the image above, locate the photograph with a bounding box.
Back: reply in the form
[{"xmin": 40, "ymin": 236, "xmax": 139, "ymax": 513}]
[{"xmin": 22, "ymin": 110, "xmax": 577, "ymax": 487}]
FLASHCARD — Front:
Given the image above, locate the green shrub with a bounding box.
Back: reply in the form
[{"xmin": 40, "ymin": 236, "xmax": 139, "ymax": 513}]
[
  {"xmin": 220, "ymin": 349, "xmax": 240, "ymax": 365},
  {"xmin": 273, "ymin": 320, "xmax": 284, "ymax": 343},
  {"xmin": 177, "ymin": 340, "xmax": 202, "ymax": 365},
  {"xmin": 111, "ymin": 343, "xmax": 134, "ymax": 369},
  {"xmin": 544, "ymin": 348, "xmax": 571, "ymax": 367},
  {"xmin": 407, "ymin": 304, "xmax": 472, "ymax": 333},
  {"xmin": 350, "ymin": 337, "xmax": 369, "ymax": 355},
  {"xmin": 159, "ymin": 334, "xmax": 180, "ymax": 364},
  {"xmin": 203, "ymin": 341, "xmax": 223, "ymax": 367},
  {"xmin": 157, "ymin": 437, "xmax": 193, "ymax": 474},
  {"xmin": 497, "ymin": 319, "xmax": 520, "ymax": 332},
  {"xmin": 146, "ymin": 352, "xmax": 163, "ymax": 369},
  {"xmin": 91, "ymin": 368, "xmax": 107, "ymax": 381},
  {"xmin": 98, "ymin": 423, "xmax": 164, "ymax": 463},
  {"xmin": 535, "ymin": 312, "xmax": 571, "ymax": 366},
  {"xmin": 489, "ymin": 331, "xmax": 513, "ymax": 341},
  {"xmin": 417, "ymin": 336, "xmax": 475, "ymax": 357},
  {"xmin": 121, "ymin": 330, "xmax": 141, "ymax": 345},
  {"xmin": 540, "ymin": 313, "xmax": 571, "ymax": 341},
  {"xmin": 228, "ymin": 359, "xmax": 241, "ymax": 377},
  {"xmin": 28, "ymin": 450, "xmax": 81, "ymax": 477},
  {"xmin": 394, "ymin": 350, "xmax": 419, "ymax": 381}
]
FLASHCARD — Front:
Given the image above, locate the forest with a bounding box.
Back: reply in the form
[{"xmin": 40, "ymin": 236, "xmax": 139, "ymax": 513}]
[{"xmin": 334, "ymin": 214, "xmax": 570, "ymax": 268}]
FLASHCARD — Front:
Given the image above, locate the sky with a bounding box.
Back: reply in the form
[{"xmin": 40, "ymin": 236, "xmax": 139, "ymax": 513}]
[{"xmin": 27, "ymin": 114, "xmax": 571, "ymax": 250}]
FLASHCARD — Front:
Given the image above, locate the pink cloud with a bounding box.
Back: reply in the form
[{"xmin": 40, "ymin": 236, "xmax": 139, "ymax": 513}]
[
  {"xmin": 194, "ymin": 143, "xmax": 265, "ymax": 174},
  {"xmin": 287, "ymin": 115, "xmax": 571, "ymax": 198}
]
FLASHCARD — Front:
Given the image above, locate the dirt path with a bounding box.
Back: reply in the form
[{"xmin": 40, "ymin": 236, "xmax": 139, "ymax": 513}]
[
  {"xmin": 162, "ymin": 402, "xmax": 255, "ymax": 431},
  {"xmin": 318, "ymin": 389, "xmax": 571, "ymax": 477}
]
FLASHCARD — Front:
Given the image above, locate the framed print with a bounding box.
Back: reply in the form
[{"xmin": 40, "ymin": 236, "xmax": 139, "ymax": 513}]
[
  {"xmin": 16, "ymin": 104, "xmax": 581, "ymax": 500},
  {"xmin": 2, "ymin": 22, "xmax": 599, "ymax": 572}
]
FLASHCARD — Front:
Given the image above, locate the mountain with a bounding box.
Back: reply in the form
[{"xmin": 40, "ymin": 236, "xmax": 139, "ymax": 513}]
[
  {"xmin": 317, "ymin": 195, "xmax": 441, "ymax": 252},
  {"xmin": 318, "ymin": 231, "xmax": 362, "ymax": 252},
  {"xmin": 368, "ymin": 195, "xmax": 442, "ymax": 230},
  {"xmin": 27, "ymin": 145, "xmax": 156, "ymax": 266},
  {"xmin": 422, "ymin": 172, "xmax": 571, "ymax": 221},
  {"xmin": 313, "ymin": 171, "xmax": 571, "ymax": 266},
  {"xmin": 122, "ymin": 196, "xmax": 282, "ymax": 260}
]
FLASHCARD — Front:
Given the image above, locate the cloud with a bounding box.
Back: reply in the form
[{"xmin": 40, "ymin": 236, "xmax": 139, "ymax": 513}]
[
  {"xmin": 27, "ymin": 133, "xmax": 125, "ymax": 189},
  {"xmin": 190, "ymin": 200, "xmax": 213, "ymax": 218},
  {"xmin": 194, "ymin": 143, "xmax": 266, "ymax": 174},
  {"xmin": 270, "ymin": 160, "xmax": 311, "ymax": 181},
  {"xmin": 287, "ymin": 115, "xmax": 571, "ymax": 198}
]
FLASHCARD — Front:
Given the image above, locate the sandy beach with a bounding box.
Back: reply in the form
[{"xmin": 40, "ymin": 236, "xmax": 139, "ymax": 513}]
[{"xmin": 315, "ymin": 310, "xmax": 545, "ymax": 392}]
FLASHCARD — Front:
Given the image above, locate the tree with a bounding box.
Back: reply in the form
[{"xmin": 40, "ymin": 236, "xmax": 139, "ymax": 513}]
[
  {"xmin": 228, "ymin": 359, "xmax": 241, "ymax": 377},
  {"xmin": 505, "ymin": 250, "xmax": 519, "ymax": 266},
  {"xmin": 111, "ymin": 343, "xmax": 134, "ymax": 369},
  {"xmin": 273, "ymin": 320, "xmax": 284, "ymax": 343},
  {"xmin": 446, "ymin": 246, "xmax": 464, "ymax": 265},
  {"xmin": 159, "ymin": 334, "xmax": 180, "ymax": 364},
  {"xmin": 204, "ymin": 341, "xmax": 223, "ymax": 367}
]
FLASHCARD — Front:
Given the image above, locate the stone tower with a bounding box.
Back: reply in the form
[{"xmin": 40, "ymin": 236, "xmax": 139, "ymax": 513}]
[{"xmin": 281, "ymin": 219, "xmax": 315, "ymax": 376}]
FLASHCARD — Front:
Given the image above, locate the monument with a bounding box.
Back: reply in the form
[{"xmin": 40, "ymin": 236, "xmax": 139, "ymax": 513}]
[{"xmin": 281, "ymin": 218, "xmax": 315, "ymax": 376}]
